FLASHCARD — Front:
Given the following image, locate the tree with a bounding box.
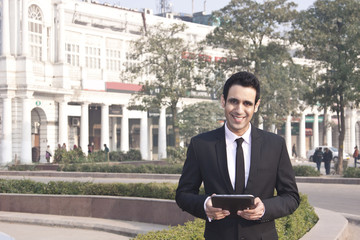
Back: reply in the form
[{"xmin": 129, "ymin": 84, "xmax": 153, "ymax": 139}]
[
  {"xmin": 125, "ymin": 23, "xmax": 203, "ymax": 148},
  {"xmin": 291, "ymin": 0, "xmax": 360, "ymax": 174},
  {"xmin": 206, "ymin": 0, "xmax": 308, "ymax": 130},
  {"xmin": 178, "ymin": 101, "xmax": 224, "ymax": 144}
]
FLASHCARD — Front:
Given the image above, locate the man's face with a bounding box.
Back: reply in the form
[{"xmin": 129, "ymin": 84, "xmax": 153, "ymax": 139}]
[{"xmin": 221, "ymin": 85, "xmax": 260, "ymax": 136}]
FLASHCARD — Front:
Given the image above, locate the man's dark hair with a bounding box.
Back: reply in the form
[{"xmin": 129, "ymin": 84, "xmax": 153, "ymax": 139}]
[{"xmin": 222, "ymin": 71, "xmax": 260, "ymax": 104}]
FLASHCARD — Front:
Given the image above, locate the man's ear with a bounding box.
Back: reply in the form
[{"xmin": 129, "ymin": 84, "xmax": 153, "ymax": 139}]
[
  {"xmin": 221, "ymin": 94, "xmax": 226, "ymax": 108},
  {"xmin": 254, "ymin": 99, "xmax": 261, "ymax": 113}
]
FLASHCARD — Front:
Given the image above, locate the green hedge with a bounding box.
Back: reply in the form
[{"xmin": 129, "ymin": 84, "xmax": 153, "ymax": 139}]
[
  {"xmin": 9, "ymin": 164, "xmax": 322, "ymax": 177},
  {"xmin": 343, "ymin": 167, "xmax": 360, "ymax": 178},
  {"xmin": 58, "ymin": 163, "xmax": 184, "ymax": 174},
  {"xmin": 134, "ymin": 194, "xmax": 317, "ymax": 240},
  {"xmin": 292, "ymin": 165, "xmax": 320, "ymax": 177},
  {"xmin": 53, "ymin": 148, "xmax": 142, "ymax": 164},
  {"xmin": 0, "ymin": 179, "xmax": 178, "ymax": 199}
]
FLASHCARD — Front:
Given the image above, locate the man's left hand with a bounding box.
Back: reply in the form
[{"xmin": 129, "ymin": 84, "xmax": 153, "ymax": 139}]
[{"xmin": 237, "ymin": 197, "xmax": 265, "ymax": 220}]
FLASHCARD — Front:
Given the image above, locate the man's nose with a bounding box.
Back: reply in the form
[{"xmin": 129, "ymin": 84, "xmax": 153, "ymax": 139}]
[{"xmin": 235, "ymin": 103, "xmax": 244, "ymax": 112}]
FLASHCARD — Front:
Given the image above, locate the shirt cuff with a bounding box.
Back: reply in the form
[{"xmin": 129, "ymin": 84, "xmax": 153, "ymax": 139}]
[{"xmin": 204, "ymin": 196, "xmax": 212, "ymax": 222}]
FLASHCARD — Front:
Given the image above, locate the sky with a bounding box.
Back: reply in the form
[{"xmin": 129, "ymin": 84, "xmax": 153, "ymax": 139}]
[{"xmin": 98, "ymin": 0, "xmax": 316, "ymax": 14}]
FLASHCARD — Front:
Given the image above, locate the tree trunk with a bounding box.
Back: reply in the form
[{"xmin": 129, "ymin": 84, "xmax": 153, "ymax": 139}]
[
  {"xmin": 337, "ymin": 97, "xmax": 346, "ymax": 175},
  {"xmin": 171, "ymin": 105, "xmax": 180, "ymax": 147},
  {"xmin": 323, "ymin": 107, "xmax": 328, "ymax": 145}
]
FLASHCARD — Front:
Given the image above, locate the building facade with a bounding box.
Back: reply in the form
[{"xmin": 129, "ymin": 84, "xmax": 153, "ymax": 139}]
[{"xmin": 0, "ymin": 0, "xmax": 359, "ymax": 165}]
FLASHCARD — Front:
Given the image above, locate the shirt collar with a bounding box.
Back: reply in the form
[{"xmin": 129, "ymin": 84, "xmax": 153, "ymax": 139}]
[{"xmin": 224, "ymin": 122, "xmax": 251, "ymax": 145}]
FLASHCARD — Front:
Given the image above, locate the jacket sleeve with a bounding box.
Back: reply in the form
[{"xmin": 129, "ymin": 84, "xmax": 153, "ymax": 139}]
[
  {"xmin": 261, "ymin": 138, "xmax": 300, "ymax": 221},
  {"xmin": 175, "ymin": 138, "xmax": 208, "ymax": 219}
]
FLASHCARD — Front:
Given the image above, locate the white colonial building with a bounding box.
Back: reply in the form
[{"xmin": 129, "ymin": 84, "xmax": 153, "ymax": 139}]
[{"xmin": 0, "ymin": 0, "xmax": 359, "ymax": 165}]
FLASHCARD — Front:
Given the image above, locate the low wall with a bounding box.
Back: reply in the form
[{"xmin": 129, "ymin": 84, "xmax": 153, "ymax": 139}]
[{"xmin": 0, "ymin": 194, "xmax": 194, "ymax": 226}]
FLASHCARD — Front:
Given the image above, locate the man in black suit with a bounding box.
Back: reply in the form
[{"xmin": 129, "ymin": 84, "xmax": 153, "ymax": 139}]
[{"xmin": 176, "ymin": 72, "xmax": 299, "ymax": 240}]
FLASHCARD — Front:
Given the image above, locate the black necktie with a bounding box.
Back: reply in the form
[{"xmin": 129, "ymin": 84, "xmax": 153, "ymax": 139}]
[{"xmin": 235, "ymin": 138, "xmax": 245, "ymax": 193}]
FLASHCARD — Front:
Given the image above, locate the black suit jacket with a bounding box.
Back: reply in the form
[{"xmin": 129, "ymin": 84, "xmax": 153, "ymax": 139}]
[{"xmin": 176, "ymin": 125, "xmax": 300, "ymax": 240}]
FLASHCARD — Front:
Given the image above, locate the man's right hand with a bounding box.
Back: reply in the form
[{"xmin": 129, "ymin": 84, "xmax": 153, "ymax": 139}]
[{"xmin": 205, "ymin": 195, "xmax": 230, "ymax": 221}]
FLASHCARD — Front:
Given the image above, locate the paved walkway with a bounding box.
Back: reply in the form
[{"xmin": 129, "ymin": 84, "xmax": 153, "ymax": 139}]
[{"xmin": 0, "ymin": 211, "xmax": 169, "ymax": 240}]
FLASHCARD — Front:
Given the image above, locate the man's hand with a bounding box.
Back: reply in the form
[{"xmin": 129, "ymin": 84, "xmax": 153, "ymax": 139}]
[
  {"xmin": 237, "ymin": 197, "xmax": 265, "ymax": 220},
  {"xmin": 205, "ymin": 194, "xmax": 230, "ymax": 221}
]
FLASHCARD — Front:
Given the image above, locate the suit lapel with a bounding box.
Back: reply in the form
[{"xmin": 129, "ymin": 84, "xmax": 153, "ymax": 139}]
[
  {"xmin": 245, "ymin": 126, "xmax": 263, "ymax": 192},
  {"xmin": 214, "ymin": 126, "xmax": 234, "ymax": 193}
]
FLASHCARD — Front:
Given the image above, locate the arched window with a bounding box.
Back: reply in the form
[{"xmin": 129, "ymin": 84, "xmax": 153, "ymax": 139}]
[{"xmin": 28, "ymin": 5, "xmax": 43, "ymax": 61}]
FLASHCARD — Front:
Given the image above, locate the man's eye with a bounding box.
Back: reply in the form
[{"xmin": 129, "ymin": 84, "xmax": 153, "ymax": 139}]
[
  {"xmin": 244, "ymin": 101, "xmax": 253, "ymax": 106},
  {"xmin": 229, "ymin": 99, "xmax": 238, "ymax": 104}
]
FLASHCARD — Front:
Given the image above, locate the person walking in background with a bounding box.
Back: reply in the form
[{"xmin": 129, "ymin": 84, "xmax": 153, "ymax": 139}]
[
  {"xmin": 104, "ymin": 144, "xmax": 110, "ymax": 161},
  {"xmin": 313, "ymin": 147, "xmax": 323, "ymax": 171},
  {"xmin": 353, "ymin": 146, "xmax": 359, "ymax": 167},
  {"xmin": 292, "ymin": 144, "xmax": 297, "ymax": 158},
  {"xmin": 45, "ymin": 145, "xmax": 52, "ymax": 163},
  {"xmin": 104, "ymin": 144, "xmax": 109, "ymax": 153},
  {"xmin": 88, "ymin": 144, "xmax": 92, "ymax": 155},
  {"xmin": 323, "ymin": 147, "xmax": 333, "ymax": 175},
  {"xmin": 176, "ymin": 71, "xmax": 299, "ymax": 240}
]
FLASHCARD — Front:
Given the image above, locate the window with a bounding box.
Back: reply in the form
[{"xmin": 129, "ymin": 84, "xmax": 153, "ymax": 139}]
[
  {"xmin": 28, "ymin": 5, "xmax": 43, "ymax": 61},
  {"xmin": 125, "ymin": 52, "xmax": 138, "ymax": 72},
  {"xmin": 106, "ymin": 49, "xmax": 121, "ymax": 71},
  {"xmin": 65, "ymin": 43, "xmax": 80, "ymax": 66},
  {"xmin": 85, "ymin": 46, "xmax": 101, "ymax": 69}
]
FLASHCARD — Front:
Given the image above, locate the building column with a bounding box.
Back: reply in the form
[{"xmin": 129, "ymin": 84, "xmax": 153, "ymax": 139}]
[
  {"xmin": 140, "ymin": 111, "xmax": 148, "ymax": 160},
  {"xmin": 58, "ymin": 101, "xmax": 68, "ymax": 149},
  {"xmin": 120, "ymin": 106, "xmax": 129, "ymax": 152},
  {"xmin": 101, "ymin": 104, "xmax": 110, "ymax": 149},
  {"xmin": 2, "ymin": 0, "xmax": 10, "ymax": 56},
  {"xmin": 326, "ymin": 112, "xmax": 332, "ymax": 147},
  {"xmin": 158, "ymin": 107, "xmax": 167, "ymax": 160},
  {"xmin": 21, "ymin": 97, "xmax": 32, "ymax": 164},
  {"xmin": 57, "ymin": 3, "xmax": 65, "ymax": 62},
  {"xmin": 1, "ymin": 97, "xmax": 12, "ymax": 165},
  {"xmin": 313, "ymin": 113, "xmax": 319, "ymax": 148},
  {"xmin": 111, "ymin": 118, "xmax": 118, "ymax": 151},
  {"xmin": 22, "ymin": 0, "xmax": 28, "ymax": 56},
  {"xmin": 285, "ymin": 115, "xmax": 292, "ymax": 158},
  {"xmin": 299, "ymin": 112, "xmax": 306, "ymax": 158},
  {"xmin": 80, "ymin": 102, "xmax": 89, "ymax": 154}
]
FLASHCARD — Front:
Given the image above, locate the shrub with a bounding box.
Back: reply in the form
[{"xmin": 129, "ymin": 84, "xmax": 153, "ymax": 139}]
[
  {"xmin": 109, "ymin": 151, "xmax": 127, "ymax": 161},
  {"xmin": 293, "ymin": 165, "xmax": 320, "ymax": 177},
  {"xmin": 51, "ymin": 148, "xmax": 142, "ymax": 164},
  {"xmin": 275, "ymin": 194, "xmax": 318, "ymax": 240},
  {"xmin": 8, "ymin": 164, "xmax": 37, "ymax": 171},
  {"xmin": 0, "ymin": 179, "xmax": 177, "ymax": 199},
  {"xmin": 166, "ymin": 147, "xmax": 187, "ymax": 164},
  {"xmin": 134, "ymin": 194, "xmax": 317, "ymax": 240},
  {"xmin": 126, "ymin": 149, "xmax": 142, "ymax": 161},
  {"xmin": 88, "ymin": 150, "xmax": 107, "ymax": 162},
  {"xmin": 53, "ymin": 148, "xmax": 86, "ymax": 164},
  {"xmin": 58, "ymin": 163, "xmax": 184, "ymax": 174},
  {"xmin": 343, "ymin": 167, "xmax": 360, "ymax": 178}
]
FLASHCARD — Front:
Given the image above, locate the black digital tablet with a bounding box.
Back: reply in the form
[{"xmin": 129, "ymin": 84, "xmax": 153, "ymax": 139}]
[{"xmin": 211, "ymin": 194, "xmax": 255, "ymax": 215}]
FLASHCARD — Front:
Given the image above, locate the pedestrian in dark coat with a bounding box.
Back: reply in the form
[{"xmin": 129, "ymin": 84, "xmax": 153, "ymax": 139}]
[
  {"xmin": 323, "ymin": 148, "xmax": 333, "ymax": 175},
  {"xmin": 313, "ymin": 147, "xmax": 323, "ymax": 171}
]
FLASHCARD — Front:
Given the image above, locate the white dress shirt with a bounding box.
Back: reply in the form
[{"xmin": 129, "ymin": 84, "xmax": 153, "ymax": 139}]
[
  {"xmin": 224, "ymin": 123, "xmax": 252, "ymax": 190},
  {"xmin": 204, "ymin": 123, "xmax": 253, "ymax": 219}
]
